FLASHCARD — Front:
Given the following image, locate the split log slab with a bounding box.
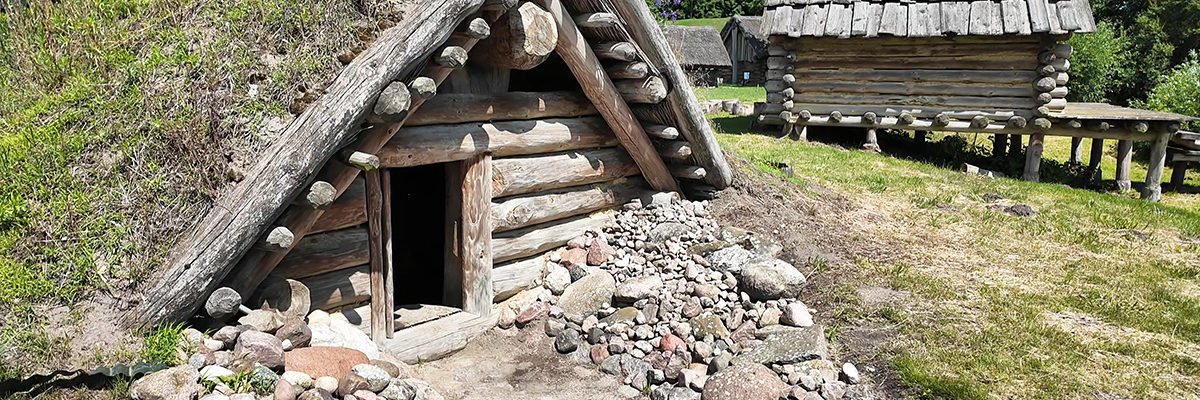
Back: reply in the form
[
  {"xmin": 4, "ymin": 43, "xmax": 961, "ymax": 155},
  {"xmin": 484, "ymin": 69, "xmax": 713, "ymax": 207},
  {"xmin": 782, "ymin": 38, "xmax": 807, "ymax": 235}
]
[
  {"xmin": 615, "ymin": 76, "xmax": 668, "ymax": 104},
  {"xmin": 379, "ymin": 117, "xmax": 619, "ymax": 168},
  {"xmin": 301, "ymin": 265, "xmax": 371, "ymax": 311},
  {"xmin": 492, "ymin": 178, "xmax": 649, "ymax": 233},
  {"xmin": 471, "ymin": 2, "xmax": 558, "ymax": 70},
  {"xmin": 607, "ymin": 62, "xmax": 650, "ymax": 79},
  {"xmin": 407, "ymin": 91, "xmax": 596, "ymax": 126},
  {"xmin": 493, "ymin": 256, "xmax": 546, "ymax": 302},
  {"xmin": 458, "ymin": 153, "xmax": 493, "ymax": 316},
  {"xmin": 491, "ymin": 147, "xmax": 642, "ymax": 197},
  {"xmin": 382, "ymin": 311, "xmax": 499, "ymax": 364},
  {"xmin": 608, "ymin": 0, "xmax": 733, "ymax": 189},
  {"xmin": 365, "ymin": 170, "xmax": 388, "ymax": 341},
  {"xmin": 274, "ymin": 228, "xmax": 369, "ymax": 280},
  {"xmin": 594, "ymin": 41, "xmax": 638, "ymax": 61},
  {"xmin": 539, "ymin": 0, "xmax": 678, "ymax": 192},
  {"xmin": 492, "ymin": 213, "xmax": 615, "ymax": 263}
]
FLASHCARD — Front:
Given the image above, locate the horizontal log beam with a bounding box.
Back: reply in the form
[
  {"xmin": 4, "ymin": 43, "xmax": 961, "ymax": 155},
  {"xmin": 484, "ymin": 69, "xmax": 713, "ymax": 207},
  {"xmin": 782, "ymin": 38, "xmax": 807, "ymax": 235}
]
[
  {"xmin": 594, "ymin": 41, "xmax": 638, "ymax": 61},
  {"xmin": 493, "ymin": 256, "xmax": 546, "ymax": 302},
  {"xmin": 492, "ymin": 213, "xmax": 614, "ymax": 263},
  {"xmin": 787, "ymin": 103, "xmax": 1031, "ymax": 120},
  {"xmin": 301, "ymin": 265, "xmax": 370, "ymax": 311},
  {"xmin": 615, "ymin": 76, "xmax": 668, "ymax": 104},
  {"xmin": 275, "ymin": 227, "xmax": 369, "ymax": 280},
  {"xmin": 407, "ymin": 91, "xmax": 597, "ymax": 126},
  {"xmin": 379, "ymin": 116, "xmax": 619, "ymax": 168},
  {"xmin": 492, "ymin": 178, "xmax": 648, "ymax": 233},
  {"xmin": 793, "ymin": 81, "xmax": 1034, "ymax": 98},
  {"xmin": 492, "ymin": 147, "xmax": 641, "ymax": 198},
  {"xmin": 791, "ymin": 69, "xmax": 1040, "ymax": 84}
]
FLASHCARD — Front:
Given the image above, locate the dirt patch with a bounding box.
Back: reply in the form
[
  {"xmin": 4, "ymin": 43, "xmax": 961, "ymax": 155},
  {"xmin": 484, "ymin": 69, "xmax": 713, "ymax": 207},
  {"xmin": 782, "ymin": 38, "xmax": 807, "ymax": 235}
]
[
  {"xmin": 410, "ymin": 326, "xmax": 637, "ymax": 400},
  {"xmin": 706, "ymin": 155, "xmax": 916, "ymax": 399}
]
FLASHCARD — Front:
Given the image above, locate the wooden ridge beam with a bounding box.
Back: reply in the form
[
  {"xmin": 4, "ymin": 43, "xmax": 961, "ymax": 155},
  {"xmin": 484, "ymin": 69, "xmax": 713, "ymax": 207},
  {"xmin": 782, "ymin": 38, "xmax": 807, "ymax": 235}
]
[{"xmin": 537, "ymin": 0, "xmax": 678, "ymax": 192}]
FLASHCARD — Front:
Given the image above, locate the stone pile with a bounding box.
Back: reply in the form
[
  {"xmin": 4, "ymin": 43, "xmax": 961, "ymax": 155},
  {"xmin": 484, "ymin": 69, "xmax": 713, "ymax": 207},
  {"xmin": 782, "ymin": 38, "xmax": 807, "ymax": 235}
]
[
  {"xmin": 129, "ymin": 309, "xmax": 444, "ymax": 400},
  {"xmin": 506, "ymin": 197, "xmax": 877, "ymax": 400}
]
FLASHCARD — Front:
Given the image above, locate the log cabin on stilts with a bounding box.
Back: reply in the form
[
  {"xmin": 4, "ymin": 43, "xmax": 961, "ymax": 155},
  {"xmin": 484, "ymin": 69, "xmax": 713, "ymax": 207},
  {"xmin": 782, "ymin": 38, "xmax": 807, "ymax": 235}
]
[
  {"xmin": 121, "ymin": 0, "xmax": 732, "ymax": 363},
  {"xmin": 758, "ymin": 0, "xmax": 1196, "ymax": 201}
]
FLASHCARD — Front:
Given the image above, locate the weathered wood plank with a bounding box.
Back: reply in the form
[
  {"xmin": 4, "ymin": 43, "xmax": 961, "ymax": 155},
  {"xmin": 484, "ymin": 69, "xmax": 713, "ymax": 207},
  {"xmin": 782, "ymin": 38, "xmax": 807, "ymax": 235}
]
[
  {"xmin": 866, "ymin": 2, "xmax": 884, "ymax": 37},
  {"xmin": 802, "ymin": 5, "xmax": 828, "ymax": 37},
  {"xmin": 492, "ymin": 178, "xmax": 648, "ymax": 233},
  {"xmin": 1056, "ymin": 0, "xmax": 1082, "ymax": 31},
  {"xmin": 794, "ymin": 81, "xmax": 1035, "ymax": 97},
  {"xmin": 540, "ymin": 0, "xmax": 678, "ymax": 192},
  {"xmin": 382, "ymin": 311, "xmax": 498, "ymax": 363},
  {"xmin": 407, "ymin": 91, "xmax": 597, "ymax": 126},
  {"xmin": 275, "ymin": 228, "xmax": 369, "ymax": 280},
  {"xmin": 793, "ymin": 68, "xmax": 1039, "ymax": 84},
  {"xmin": 1027, "ymin": 0, "xmax": 1051, "ymax": 32},
  {"xmin": 908, "ymin": 3, "xmax": 931, "ymax": 37},
  {"xmin": 126, "ymin": 0, "xmax": 487, "ymax": 328},
  {"xmin": 380, "ymin": 117, "xmax": 618, "ymax": 168},
  {"xmin": 850, "ymin": 2, "xmax": 870, "ymax": 36},
  {"xmin": 365, "ymin": 170, "xmax": 388, "ymax": 341},
  {"xmin": 492, "ymin": 213, "xmax": 614, "ymax": 263},
  {"xmin": 879, "ymin": 2, "xmax": 907, "ymax": 36},
  {"xmin": 492, "ymin": 147, "xmax": 642, "ymax": 198},
  {"xmin": 968, "ymin": 0, "xmax": 1003, "ymax": 35},
  {"xmin": 494, "ymin": 256, "xmax": 545, "ymax": 302},
  {"xmin": 825, "ymin": 4, "xmax": 850, "ymax": 38},
  {"xmin": 1001, "ymin": 0, "xmax": 1033, "ymax": 34},
  {"xmin": 459, "ymin": 153, "xmax": 492, "ymax": 316},
  {"xmin": 302, "ymin": 265, "xmax": 371, "ymax": 311}
]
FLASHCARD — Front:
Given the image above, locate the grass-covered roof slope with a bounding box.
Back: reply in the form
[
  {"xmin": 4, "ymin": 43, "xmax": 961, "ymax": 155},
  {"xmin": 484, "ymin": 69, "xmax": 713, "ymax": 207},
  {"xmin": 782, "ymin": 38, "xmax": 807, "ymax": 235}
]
[{"xmin": 0, "ymin": 0, "xmax": 396, "ymax": 378}]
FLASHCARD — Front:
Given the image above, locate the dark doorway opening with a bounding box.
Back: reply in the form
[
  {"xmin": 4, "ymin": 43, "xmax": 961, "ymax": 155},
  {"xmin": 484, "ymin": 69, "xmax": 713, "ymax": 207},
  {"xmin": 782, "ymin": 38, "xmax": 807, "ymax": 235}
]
[{"xmin": 389, "ymin": 163, "xmax": 452, "ymax": 306}]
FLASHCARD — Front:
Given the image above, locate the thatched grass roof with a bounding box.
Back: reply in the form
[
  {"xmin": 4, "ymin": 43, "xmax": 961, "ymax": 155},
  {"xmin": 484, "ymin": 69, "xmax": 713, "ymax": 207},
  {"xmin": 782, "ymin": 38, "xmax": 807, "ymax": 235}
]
[{"xmin": 661, "ymin": 25, "xmax": 733, "ymax": 68}]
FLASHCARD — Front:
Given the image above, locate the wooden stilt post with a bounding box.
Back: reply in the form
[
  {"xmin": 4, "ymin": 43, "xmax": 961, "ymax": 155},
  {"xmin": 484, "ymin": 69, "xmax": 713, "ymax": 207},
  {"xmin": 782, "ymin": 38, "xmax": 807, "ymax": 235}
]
[
  {"xmin": 1116, "ymin": 140, "xmax": 1133, "ymax": 191},
  {"xmin": 1009, "ymin": 134, "xmax": 1022, "ymax": 158},
  {"xmin": 993, "ymin": 134, "xmax": 1008, "ymax": 158},
  {"xmin": 1069, "ymin": 137, "xmax": 1084, "ymax": 164},
  {"xmin": 864, "ymin": 129, "xmax": 880, "ymax": 152},
  {"xmin": 1170, "ymin": 161, "xmax": 1188, "ymax": 192},
  {"xmin": 1023, "ymin": 133, "xmax": 1045, "ymax": 182},
  {"xmin": 914, "ymin": 130, "xmax": 928, "ymax": 144},
  {"xmin": 795, "ymin": 125, "xmax": 808, "ymax": 141},
  {"xmin": 365, "ymin": 169, "xmax": 388, "ymax": 342},
  {"xmin": 1142, "ymin": 130, "xmax": 1171, "ymax": 201},
  {"xmin": 1088, "ymin": 138, "xmax": 1104, "ymax": 182}
]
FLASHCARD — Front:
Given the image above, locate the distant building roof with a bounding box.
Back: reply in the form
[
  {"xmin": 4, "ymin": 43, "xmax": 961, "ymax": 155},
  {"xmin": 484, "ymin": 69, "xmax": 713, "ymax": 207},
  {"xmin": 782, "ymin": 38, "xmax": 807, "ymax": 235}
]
[
  {"xmin": 661, "ymin": 25, "xmax": 734, "ymax": 68},
  {"xmin": 762, "ymin": 0, "xmax": 1096, "ymax": 38},
  {"xmin": 723, "ymin": 15, "xmax": 765, "ymax": 41}
]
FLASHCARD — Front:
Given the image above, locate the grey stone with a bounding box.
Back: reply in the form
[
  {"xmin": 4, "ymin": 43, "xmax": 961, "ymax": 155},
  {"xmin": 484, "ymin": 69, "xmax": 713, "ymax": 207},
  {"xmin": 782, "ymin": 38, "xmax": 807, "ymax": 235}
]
[
  {"xmin": 690, "ymin": 312, "xmax": 730, "ymax": 340},
  {"xmin": 614, "ymin": 276, "xmax": 663, "ymax": 304},
  {"xmin": 736, "ymin": 258, "xmax": 806, "ymax": 301},
  {"xmin": 298, "ymin": 389, "xmax": 333, "ymax": 400},
  {"xmin": 820, "ymin": 381, "xmax": 847, "ymax": 400},
  {"xmin": 379, "ymin": 380, "xmax": 415, "ymax": 400},
  {"xmin": 601, "ymin": 307, "xmax": 639, "ymax": 326},
  {"xmin": 707, "ymin": 246, "xmax": 755, "ymax": 271},
  {"xmin": 736, "ymin": 325, "xmax": 827, "ymax": 365},
  {"xmin": 781, "ymin": 302, "xmax": 813, "ymax": 327},
  {"xmin": 841, "ymin": 363, "xmax": 859, "ymax": 384},
  {"xmin": 651, "ymin": 384, "xmax": 701, "ymax": 400},
  {"xmin": 213, "ymin": 325, "xmax": 249, "ymax": 348},
  {"xmin": 130, "ymin": 365, "xmax": 201, "ymax": 400},
  {"xmin": 238, "ymin": 309, "xmax": 285, "ymax": 333},
  {"xmin": 843, "ymin": 384, "xmax": 878, "ymax": 400},
  {"xmin": 650, "ymin": 222, "xmax": 691, "ymax": 243},
  {"xmin": 701, "ymin": 363, "xmax": 789, "ymax": 400},
  {"xmin": 233, "ymin": 331, "xmax": 284, "ymax": 369},
  {"xmin": 558, "ymin": 272, "xmax": 616, "ymax": 324},
  {"xmin": 555, "ymin": 329, "xmax": 580, "ymax": 353},
  {"xmin": 351, "ymin": 364, "xmax": 392, "ymax": 392},
  {"xmin": 545, "ymin": 263, "xmax": 572, "ymax": 295}
]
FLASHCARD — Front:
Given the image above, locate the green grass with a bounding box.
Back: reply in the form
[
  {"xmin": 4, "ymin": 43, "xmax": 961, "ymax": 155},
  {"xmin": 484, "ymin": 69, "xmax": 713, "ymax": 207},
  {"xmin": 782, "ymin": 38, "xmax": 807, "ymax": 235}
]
[
  {"xmin": 139, "ymin": 323, "xmax": 186, "ymax": 366},
  {"xmin": 671, "ymin": 17, "xmax": 728, "ymax": 31},
  {"xmin": 705, "ymin": 86, "xmax": 1200, "ymax": 398},
  {"xmin": 694, "ymin": 85, "xmax": 767, "ymax": 105},
  {"xmin": 0, "ymin": 0, "xmax": 370, "ymax": 378}
]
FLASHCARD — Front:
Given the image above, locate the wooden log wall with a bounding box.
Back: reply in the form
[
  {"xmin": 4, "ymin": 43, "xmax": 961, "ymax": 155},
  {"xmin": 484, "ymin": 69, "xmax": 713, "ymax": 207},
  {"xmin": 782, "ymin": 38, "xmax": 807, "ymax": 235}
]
[{"xmin": 253, "ymin": 112, "xmax": 648, "ymax": 312}]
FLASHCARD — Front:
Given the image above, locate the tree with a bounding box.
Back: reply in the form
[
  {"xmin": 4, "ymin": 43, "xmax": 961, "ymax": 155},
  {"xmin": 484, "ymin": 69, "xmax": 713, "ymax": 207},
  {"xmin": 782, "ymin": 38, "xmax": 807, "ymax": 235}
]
[
  {"xmin": 1066, "ymin": 21, "xmax": 1130, "ymax": 103},
  {"xmin": 1138, "ymin": 53, "xmax": 1200, "ymax": 129}
]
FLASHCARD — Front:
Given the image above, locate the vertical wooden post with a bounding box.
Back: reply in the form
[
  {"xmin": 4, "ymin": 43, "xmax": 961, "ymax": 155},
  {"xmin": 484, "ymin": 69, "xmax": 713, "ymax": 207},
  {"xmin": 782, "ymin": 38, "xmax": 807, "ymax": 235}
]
[
  {"xmin": 914, "ymin": 130, "xmax": 928, "ymax": 144},
  {"xmin": 1009, "ymin": 134, "xmax": 1022, "ymax": 158},
  {"xmin": 365, "ymin": 170, "xmax": 388, "ymax": 342},
  {"xmin": 1069, "ymin": 137, "xmax": 1084, "ymax": 164},
  {"xmin": 864, "ymin": 129, "xmax": 880, "ymax": 152},
  {"xmin": 444, "ymin": 163, "xmax": 464, "ymax": 308},
  {"xmin": 1170, "ymin": 161, "xmax": 1188, "ymax": 192},
  {"xmin": 459, "ymin": 153, "xmax": 493, "ymax": 316},
  {"xmin": 1116, "ymin": 140, "xmax": 1133, "ymax": 191},
  {"xmin": 381, "ymin": 170, "xmax": 395, "ymax": 337},
  {"xmin": 1088, "ymin": 138, "xmax": 1104, "ymax": 181},
  {"xmin": 1142, "ymin": 130, "xmax": 1171, "ymax": 201},
  {"xmin": 1023, "ymin": 133, "xmax": 1045, "ymax": 182},
  {"xmin": 993, "ymin": 134, "xmax": 1008, "ymax": 158}
]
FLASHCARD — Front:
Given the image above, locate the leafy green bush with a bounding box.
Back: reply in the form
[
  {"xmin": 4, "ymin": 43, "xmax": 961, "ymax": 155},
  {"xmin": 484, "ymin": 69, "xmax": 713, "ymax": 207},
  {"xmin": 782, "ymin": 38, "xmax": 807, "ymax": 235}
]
[
  {"xmin": 1138, "ymin": 54, "xmax": 1200, "ymax": 130},
  {"xmin": 1067, "ymin": 21, "xmax": 1131, "ymax": 103}
]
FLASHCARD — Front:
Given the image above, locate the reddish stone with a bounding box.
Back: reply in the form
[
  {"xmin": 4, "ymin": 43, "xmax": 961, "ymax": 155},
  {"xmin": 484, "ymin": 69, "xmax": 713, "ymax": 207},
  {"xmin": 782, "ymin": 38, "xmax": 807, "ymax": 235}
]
[
  {"xmin": 660, "ymin": 333, "xmax": 686, "ymax": 354},
  {"xmin": 586, "ymin": 239, "xmax": 615, "ymax": 266},
  {"xmin": 590, "ymin": 344, "xmax": 610, "ymax": 364},
  {"xmin": 561, "ymin": 248, "xmax": 588, "ymax": 267},
  {"xmin": 515, "ymin": 302, "xmax": 549, "ymax": 327},
  {"xmin": 283, "ymin": 346, "xmax": 368, "ymax": 380},
  {"xmin": 730, "ymin": 320, "xmax": 757, "ymax": 345}
]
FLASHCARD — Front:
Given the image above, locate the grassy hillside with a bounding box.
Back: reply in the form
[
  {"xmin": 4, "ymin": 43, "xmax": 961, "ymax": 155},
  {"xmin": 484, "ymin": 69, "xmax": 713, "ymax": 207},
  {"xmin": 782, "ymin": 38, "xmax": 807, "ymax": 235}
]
[
  {"xmin": 671, "ymin": 17, "xmax": 728, "ymax": 31},
  {"xmin": 702, "ymin": 85, "xmax": 1200, "ymax": 398},
  {"xmin": 0, "ymin": 0, "xmax": 382, "ymax": 378}
]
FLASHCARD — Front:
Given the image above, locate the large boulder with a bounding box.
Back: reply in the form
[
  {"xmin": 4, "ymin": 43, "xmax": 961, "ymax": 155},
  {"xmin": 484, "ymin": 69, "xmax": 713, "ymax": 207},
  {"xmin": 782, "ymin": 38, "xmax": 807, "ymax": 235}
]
[
  {"xmin": 706, "ymin": 246, "xmax": 755, "ymax": 271},
  {"xmin": 283, "ymin": 346, "xmax": 369, "ymax": 380},
  {"xmin": 130, "ymin": 365, "xmax": 202, "ymax": 400},
  {"xmin": 735, "ymin": 325, "xmax": 827, "ymax": 365},
  {"xmin": 701, "ymin": 363, "xmax": 788, "ymax": 400},
  {"xmin": 736, "ymin": 258, "xmax": 805, "ymax": 300},
  {"xmin": 309, "ymin": 314, "xmax": 379, "ymax": 358},
  {"xmin": 558, "ymin": 272, "xmax": 616, "ymax": 324},
  {"xmin": 649, "ymin": 222, "xmax": 691, "ymax": 243},
  {"xmin": 234, "ymin": 331, "xmax": 285, "ymax": 369}
]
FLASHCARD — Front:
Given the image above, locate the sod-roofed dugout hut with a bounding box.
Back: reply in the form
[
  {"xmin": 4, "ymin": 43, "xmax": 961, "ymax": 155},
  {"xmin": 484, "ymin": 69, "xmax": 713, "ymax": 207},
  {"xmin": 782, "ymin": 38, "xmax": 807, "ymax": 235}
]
[
  {"xmin": 122, "ymin": 0, "xmax": 731, "ymax": 362},
  {"xmin": 662, "ymin": 25, "xmax": 734, "ymax": 86}
]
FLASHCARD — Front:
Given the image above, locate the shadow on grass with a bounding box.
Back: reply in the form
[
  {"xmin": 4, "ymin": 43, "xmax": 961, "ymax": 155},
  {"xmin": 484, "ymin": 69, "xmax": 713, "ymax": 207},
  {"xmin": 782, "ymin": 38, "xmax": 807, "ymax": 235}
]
[{"xmin": 711, "ymin": 115, "xmax": 1196, "ymax": 194}]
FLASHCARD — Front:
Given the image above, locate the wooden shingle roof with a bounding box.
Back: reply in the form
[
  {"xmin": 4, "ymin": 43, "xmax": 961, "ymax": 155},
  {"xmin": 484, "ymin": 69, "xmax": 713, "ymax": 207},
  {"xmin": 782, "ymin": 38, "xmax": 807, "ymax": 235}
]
[{"xmin": 762, "ymin": 0, "xmax": 1096, "ymax": 38}]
